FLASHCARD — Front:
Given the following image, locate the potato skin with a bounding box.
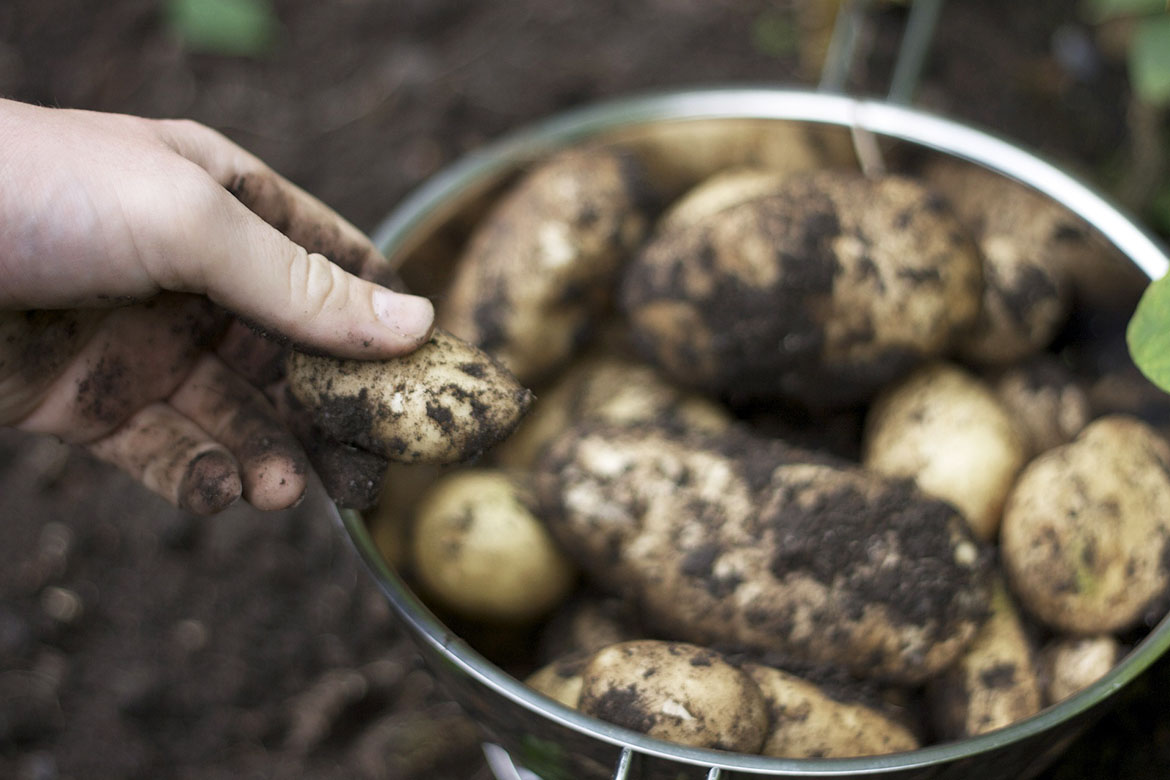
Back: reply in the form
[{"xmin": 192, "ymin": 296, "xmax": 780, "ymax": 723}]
[
  {"xmin": 577, "ymin": 640, "xmax": 768, "ymax": 753},
  {"xmin": 620, "ymin": 170, "xmax": 983, "ymax": 409},
  {"xmin": 927, "ymin": 581, "xmax": 1043, "ymax": 739},
  {"xmin": 411, "ymin": 470, "xmax": 575, "ymax": 624},
  {"xmin": 1001, "ymin": 415, "xmax": 1170, "ymax": 634},
  {"xmin": 286, "ymin": 329, "xmax": 533, "ymax": 464},
  {"xmin": 539, "ymin": 423, "xmax": 991, "ymax": 683},
  {"xmin": 864, "ymin": 363, "xmax": 1028, "ymax": 541},
  {"xmin": 438, "ymin": 146, "xmax": 651, "ymax": 385},
  {"xmin": 493, "ymin": 354, "xmax": 730, "ymax": 469},
  {"xmin": 922, "ymin": 158, "xmax": 1072, "ymax": 365},
  {"xmin": 1038, "ymin": 636, "xmax": 1122, "ymax": 705},
  {"xmin": 991, "ymin": 357, "xmax": 1090, "ymax": 458},
  {"xmin": 742, "ymin": 663, "xmax": 919, "ymax": 758},
  {"xmin": 526, "ymin": 651, "xmax": 591, "ymax": 709}
]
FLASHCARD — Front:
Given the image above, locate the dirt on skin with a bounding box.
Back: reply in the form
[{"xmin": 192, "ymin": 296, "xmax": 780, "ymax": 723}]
[{"xmin": 2, "ymin": 0, "xmax": 1169, "ymax": 778}]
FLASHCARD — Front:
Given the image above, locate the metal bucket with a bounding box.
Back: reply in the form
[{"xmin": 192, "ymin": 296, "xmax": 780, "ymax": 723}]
[{"xmin": 342, "ymin": 87, "xmax": 1170, "ymax": 780}]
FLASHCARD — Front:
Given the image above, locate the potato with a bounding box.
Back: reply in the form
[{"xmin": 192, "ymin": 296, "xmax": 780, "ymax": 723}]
[
  {"xmin": 1001, "ymin": 415, "xmax": 1170, "ymax": 634},
  {"xmin": 927, "ymin": 581, "xmax": 1042, "ymax": 739},
  {"xmin": 539, "ymin": 423, "xmax": 991, "ymax": 683},
  {"xmin": 286, "ymin": 329, "xmax": 533, "ymax": 464},
  {"xmin": 1038, "ymin": 636, "xmax": 1123, "ymax": 705},
  {"xmin": 658, "ymin": 167, "xmax": 789, "ymax": 231},
  {"xmin": 863, "ymin": 362, "xmax": 1029, "ymax": 541},
  {"xmin": 526, "ymin": 650, "xmax": 591, "ymax": 709},
  {"xmin": 411, "ymin": 470, "xmax": 575, "ymax": 624},
  {"xmin": 537, "ymin": 594, "xmax": 644, "ymax": 663},
  {"xmin": 742, "ymin": 663, "xmax": 919, "ymax": 758},
  {"xmin": 493, "ymin": 354, "xmax": 731, "ymax": 469},
  {"xmin": 922, "ymin": 158, "xmax": 1073, "ymax": 365},
  {"xmin": 612, "ymin": 118, "xmax": 855, "ymax": 201},
  {"xmin": 437, "ymin": 146, "xmax": 651, "ymax": 385},
  {"xmin": 920, "ymin": 155, "xmax": 1146, "ymax": 314},
  {"xmin": 991, "ymin": 357, "xmax": 1091, "ymax": 458},
  {"xmin": 576, "ymin": 640, "xmax": 768, "ymax": 753},
  {"xmin": 620, "ymin": 170, "xmax": 983, "ymax": 409}
]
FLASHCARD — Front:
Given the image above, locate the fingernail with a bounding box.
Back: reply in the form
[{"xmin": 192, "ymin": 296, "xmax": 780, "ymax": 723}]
[{"xmin": 373, "ymin": 289, "xmax": 434, "ymax": 341}]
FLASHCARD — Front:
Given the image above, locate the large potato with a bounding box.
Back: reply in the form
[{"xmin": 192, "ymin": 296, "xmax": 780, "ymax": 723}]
[
  {"xmin": 438, "ymin": 146, "xmax": 651, "ymax": 385},
  {"xmin": 577, "ymin": 640, "xmax": 769, "ymax": 753},
  {"xmin": 657, "ymin": 167, "xmax": 789, "ymax": 231},
  {"xmin": 286, "ymin": 329, "xmax": 533, "ymax": 464},
  {"xmin": 410, "ymin": 469, "xmax": 575, "ymax": 624},
  {"xmin": 538, "ymin": 423, "xmax": 991, "ymax": 683},
  {"xmin": 620, "ymin": 170, "xmax": 983, "ymax": 409},
  {"xmin": 1001, "ymin": 415, "xmax": 1170, "ymax": 634},
  {"xmin": 863, "ymin": 362, "xmax": 1029, "ymax": 541},
  {"xmin": 927, "ymin": 581, "xmax": 1042, "ymax": 739},
  {"xmin": 742, "ymin": 663, "xmax": 919, "ymax": 758}
]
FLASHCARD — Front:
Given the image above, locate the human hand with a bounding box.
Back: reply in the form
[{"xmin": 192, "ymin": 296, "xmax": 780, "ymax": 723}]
[{"xmin": 0, "ymin": 98, "xmax": 434, "ymax": 513}]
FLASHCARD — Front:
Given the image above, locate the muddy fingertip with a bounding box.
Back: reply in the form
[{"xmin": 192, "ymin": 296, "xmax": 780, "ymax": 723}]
[{"xmin": 180, "ymin": 449, "xmax": 243, "ymax": 515}]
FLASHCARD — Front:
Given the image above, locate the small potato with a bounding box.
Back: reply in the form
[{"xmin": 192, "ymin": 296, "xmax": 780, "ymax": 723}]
[
  {"xmin": 438, "ymin": 146, "xmax": 651, "ymax": 385},
  {"xmin": 577, "ymin": 640, "xmax": 768, "ymax": 753},
  {"xmin": 620, "ymin": 170, "xmax": 983, "ymax": 409},
  {"xmin": 658, "ymin": 167, "xmax": 789, "ymax": 231},
  {"xmin": 526, "ymin": 651, "xmax": 591, "ymax": 709},
  {"xmin": 493, "ymin": 354, "xmax": 731, "ymax": 469},
  {"xmin": 613, "ymin": 118, "xmax": 855, "ymax": 201},
  {"xmin": 286, "ymin": 329, "xmax": 533, "ymax": 464},
  {"xmin": 927, "ymin": 581, "xmax": 1043, "ymax": 739},
  {"xmin": 923, "ymin": 158, "xmax": 1073, "ymax": 365},
  {"xmin": 411, "ymin": 470, "xmax": 575, "ymax": 624},
  {"xmin": 537, "ymin": 594, "xmax": 644, "ymax": 663},
  {"xmin": 742, "ymin": 663, "xmax": 919, "ymax": 758},
  {"xmin": 921, "ymin": 155, "xmax": 1146, "ymax": 314},
  {"xmin": 1001, "ymin": 415, "xmax": 1170, "ymax": 634},
  {"xmin": 540, "ymin": 423, "xmax": 991, "ymax": 683},
  {"xmin": 1038, "ymin": 636, "xmax": 1123, "ymax": 705},
  {"xmin": 864, "ymin": 362, "xmax": 1029, "ymax": 541},
  {"xmin": 991, "ymin": 357, "xmax": 1091, "ymax": 458}
]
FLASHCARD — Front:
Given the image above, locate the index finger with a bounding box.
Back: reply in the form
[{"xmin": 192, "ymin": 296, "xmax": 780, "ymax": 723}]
[{"xmin": 157, "ymin": 119, "xmax": 403, "ymax": 288}]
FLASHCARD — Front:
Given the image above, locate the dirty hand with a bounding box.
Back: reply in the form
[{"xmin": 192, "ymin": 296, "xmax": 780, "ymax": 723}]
[{"xmin": 0, "ymin": 98, "xmax": 434, "ymax": 514}]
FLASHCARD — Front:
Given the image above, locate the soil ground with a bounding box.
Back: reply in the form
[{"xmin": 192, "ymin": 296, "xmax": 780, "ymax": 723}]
[{"xmin": 1, "ymin": 1, "xmax": 1167, "ymax": 778}]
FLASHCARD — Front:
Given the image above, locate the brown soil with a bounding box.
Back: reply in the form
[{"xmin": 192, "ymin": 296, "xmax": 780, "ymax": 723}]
[{"xmin": 2, "ymin": 0, "xmax": 1168, "ymax": 778}]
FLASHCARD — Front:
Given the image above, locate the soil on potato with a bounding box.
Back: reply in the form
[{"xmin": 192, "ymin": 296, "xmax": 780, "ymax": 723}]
[{"xmin": 1, "ymin": 0, "xmax": 1168, "ymax": 778}]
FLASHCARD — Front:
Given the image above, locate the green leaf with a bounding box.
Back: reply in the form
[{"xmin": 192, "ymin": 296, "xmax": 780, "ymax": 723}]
[
  {"xmin": 1129, "ymin": 14, "xmax": 1170, "ymax": 105},
  {"xmin": 163, "ymin": 0, "xmax": 280, "ymax": 57},
  {"xmin": 1083, "ymin": 0, "xmax": 1166, "ymax": 23},
  {"xmin": 1127, "ymin": 272, "xmax": 1170, "ymax": 392}
]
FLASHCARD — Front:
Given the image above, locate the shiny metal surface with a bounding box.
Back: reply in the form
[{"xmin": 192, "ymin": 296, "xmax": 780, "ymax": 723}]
[{"xmin": 348, "ymin": 87, "xmax": 1170, "ymax": 779}]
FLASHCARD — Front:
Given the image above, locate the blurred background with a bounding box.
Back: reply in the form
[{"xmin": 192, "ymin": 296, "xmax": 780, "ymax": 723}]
[{"xmin": 1, "ymin": 1, "xmax": 1168, "ymax": 778}]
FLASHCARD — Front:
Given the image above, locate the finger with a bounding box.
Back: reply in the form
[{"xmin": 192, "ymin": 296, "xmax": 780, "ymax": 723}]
[
  {"xmin": 148, "ymin": 120, "xmax": 431, "ymax": 359},
  {"xmin": 216, "ymin": 320, "xmax": 287, "ymax": 387},
  {"xmin": 88, "ymin": 402, "xmax": 242, "ymax": 515},
  {"xmin": 272, "ymin": 383, "xmax": 388, "ymax": 510},
  {"xmin": 158, "ymin": 119, "xmax": 398, "ymax": 282},
  {"xmin": 0, "ymin": 309, "xmax": 104, "ymax": 426},
  {"xmin": 169, "ymin": 354, "xmax": 308, "ymax": 511},
  {"xmin": 15, "ymin": 294, "xmax": 229, "ymax": 443}
]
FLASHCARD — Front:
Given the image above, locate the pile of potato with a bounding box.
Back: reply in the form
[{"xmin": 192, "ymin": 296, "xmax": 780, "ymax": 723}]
[{"xmin": 362, "ymin": 124, "xmax": 1170, "ymax": 759}]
